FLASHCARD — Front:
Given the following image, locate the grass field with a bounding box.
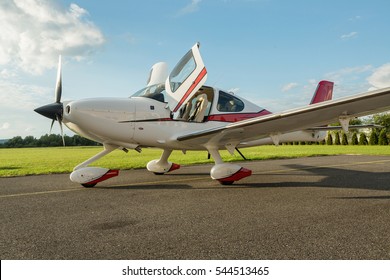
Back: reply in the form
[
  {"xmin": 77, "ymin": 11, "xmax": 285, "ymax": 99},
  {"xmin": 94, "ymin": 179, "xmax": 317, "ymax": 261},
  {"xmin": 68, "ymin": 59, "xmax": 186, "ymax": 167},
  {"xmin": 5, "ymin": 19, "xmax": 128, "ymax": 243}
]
[{"xmin": 1, "ymin": 145, "xmax": 390, "ymax": 177}]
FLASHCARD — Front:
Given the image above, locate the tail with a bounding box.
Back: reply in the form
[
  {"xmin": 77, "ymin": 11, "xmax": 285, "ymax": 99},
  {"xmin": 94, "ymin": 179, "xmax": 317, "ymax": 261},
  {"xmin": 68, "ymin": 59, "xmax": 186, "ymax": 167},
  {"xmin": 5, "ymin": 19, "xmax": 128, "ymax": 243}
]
[{"xmin": 310, "ymin": 80, "xmax": 334, "ymax": 104}]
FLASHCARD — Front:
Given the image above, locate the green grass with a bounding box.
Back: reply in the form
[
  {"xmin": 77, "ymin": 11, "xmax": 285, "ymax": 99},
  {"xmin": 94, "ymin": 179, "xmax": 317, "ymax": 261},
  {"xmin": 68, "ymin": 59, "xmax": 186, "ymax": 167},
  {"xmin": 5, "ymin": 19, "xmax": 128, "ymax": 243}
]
[{"xmin": 1, "ymin": 145, "xmax": 390, "ymax": 177}]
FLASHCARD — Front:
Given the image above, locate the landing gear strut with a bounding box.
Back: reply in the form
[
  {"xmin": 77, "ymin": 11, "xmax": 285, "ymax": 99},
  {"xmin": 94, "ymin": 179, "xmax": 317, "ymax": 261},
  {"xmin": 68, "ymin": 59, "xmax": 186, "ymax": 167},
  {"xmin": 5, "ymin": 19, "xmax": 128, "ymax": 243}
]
[
  {"xmin": 208, "ymin": 148, "xmax": 252, "ymax": 185},
  {"xmin": 70, "ymin": 144, "xmax": 120, "ymax": 187},
  {"xmin": 147, "ymin": 149, "xmax": 181, "ymax": 175}
]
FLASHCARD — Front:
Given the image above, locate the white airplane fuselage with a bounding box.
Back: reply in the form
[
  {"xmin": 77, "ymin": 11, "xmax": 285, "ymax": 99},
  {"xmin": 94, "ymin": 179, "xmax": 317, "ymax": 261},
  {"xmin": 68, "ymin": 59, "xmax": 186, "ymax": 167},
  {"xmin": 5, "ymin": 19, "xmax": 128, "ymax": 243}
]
[{"xmin": 63, "ymin": 87, "xmax": 323, "ymax": 152}]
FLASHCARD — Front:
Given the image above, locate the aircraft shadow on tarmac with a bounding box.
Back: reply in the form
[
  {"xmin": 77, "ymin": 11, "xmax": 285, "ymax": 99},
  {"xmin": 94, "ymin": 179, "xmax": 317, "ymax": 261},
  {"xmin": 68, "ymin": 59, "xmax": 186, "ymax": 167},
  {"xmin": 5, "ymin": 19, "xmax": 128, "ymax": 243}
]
[
  {"xmin": 237, "ymin": 164, "xmax": 390, "ymax": 198},
  {"xmin": 99, "ymin": 184, "xmax": 193, "ymax": 190},
  {"xmin": 98, "ymin": 164, "xmax": 390, "ymax": 198}
]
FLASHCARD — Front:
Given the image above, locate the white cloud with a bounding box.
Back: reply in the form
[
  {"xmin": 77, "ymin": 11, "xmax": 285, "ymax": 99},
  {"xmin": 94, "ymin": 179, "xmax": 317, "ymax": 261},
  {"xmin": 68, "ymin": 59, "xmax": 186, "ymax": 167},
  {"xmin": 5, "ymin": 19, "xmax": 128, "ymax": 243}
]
[
  {"xmin": 340, "ymin": 31, "xmax": 358, "ymax": 40},
  {"xmin": 281, "ymin": 82, "xmax": 299, "ymax": 92},
  {"xmin": 0, "ymin": 122, "xmax": 10, "ymax": 130},
  {"xmin": 367, "ymin": 63, "xmax": 390, "ymax": 90},
  {"xmin": 177, "ymin": 0, "xmax": 202, "ymax": 17},
  {"xmin": 349, "ymin": 15, "xmax": 362, "ymax": 21},
  {"xmin": 0, "ymin": 0, "xmax": 105, "ymax": 75},
  {"xmin": 0, "ymin": 78, "xmax": 61, "ymax": 138},
  {"xmin": 324, "ymin": 65, "xmax": 372, "ymax": 83},
  {"xmin": 0, "ymin": 79, "xmax": 51, "ymax": 110},
  {"xmin": 323, "ymin": 65, "xmax": 373, "ymax": 98},
  {"xmin": 0, "ymin": 0, "xmax": 104, "ymax": 138}
]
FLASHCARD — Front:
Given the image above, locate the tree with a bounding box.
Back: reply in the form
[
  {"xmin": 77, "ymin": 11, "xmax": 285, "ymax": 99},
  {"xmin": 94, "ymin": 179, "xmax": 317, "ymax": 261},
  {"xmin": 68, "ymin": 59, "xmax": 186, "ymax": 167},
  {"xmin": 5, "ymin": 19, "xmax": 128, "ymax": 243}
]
[
  {"xmin": 0, "ymin": 134, "xmax": 100, "ymax": 148},
  {"xmin": 372, "ymin": 113, "xmax": 390, "ymax": 133},
  {"xmin": 369, "ymin": 131, "xmax": 378, "ymax": 145},
  {"xmin": 5, "ymin": 136, "xmax": 24, "ymax": 148},
  {"xmin": 334, "ymin": 132, "xmax": 341, "ymax": 145},
  {"xmin": 23, "ymin": 136, "xmax": 37, "ymax": 147},
  {"xmin": 326, "ymin": 133, "xmax": 333, "ymax": 145},
  {"xmin": 351, "ymin": 132, "xmax": 358, "ymax": 145},
  {"xmin": 378, "ymin": 129, "xmax": 389, "ymax": 145},
  {"xmin": 341, "ymin": 132, "xmax": 348, "ymax": 145},
  {"xmin": 358, "ymin": 133, "xmax": 368, "ymax": 145}
]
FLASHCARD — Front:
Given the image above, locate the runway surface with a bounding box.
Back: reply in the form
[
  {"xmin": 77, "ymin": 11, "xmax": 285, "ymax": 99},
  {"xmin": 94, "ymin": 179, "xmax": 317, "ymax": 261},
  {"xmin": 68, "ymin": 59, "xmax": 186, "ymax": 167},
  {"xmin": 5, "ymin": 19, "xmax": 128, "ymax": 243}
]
[{"xmin": 1, "ymin": 155, "xmax": 390, "ymax": 260}]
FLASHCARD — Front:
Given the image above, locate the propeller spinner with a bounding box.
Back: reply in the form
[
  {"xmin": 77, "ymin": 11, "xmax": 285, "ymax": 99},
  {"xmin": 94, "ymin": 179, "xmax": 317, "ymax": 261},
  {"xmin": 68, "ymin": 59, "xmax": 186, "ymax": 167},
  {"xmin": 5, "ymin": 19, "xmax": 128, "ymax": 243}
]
[{"xmin": 34, "ymin": 55, "xmax": 65, "ymax": 146}]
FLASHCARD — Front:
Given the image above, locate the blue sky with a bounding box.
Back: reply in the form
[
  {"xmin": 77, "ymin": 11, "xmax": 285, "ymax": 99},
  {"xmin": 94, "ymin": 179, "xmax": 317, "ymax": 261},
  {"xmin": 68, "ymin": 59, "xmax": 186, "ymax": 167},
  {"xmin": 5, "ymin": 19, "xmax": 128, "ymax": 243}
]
[{"xmin": 1, "ymin": 0, "xmax": 390, "ymax": 138}]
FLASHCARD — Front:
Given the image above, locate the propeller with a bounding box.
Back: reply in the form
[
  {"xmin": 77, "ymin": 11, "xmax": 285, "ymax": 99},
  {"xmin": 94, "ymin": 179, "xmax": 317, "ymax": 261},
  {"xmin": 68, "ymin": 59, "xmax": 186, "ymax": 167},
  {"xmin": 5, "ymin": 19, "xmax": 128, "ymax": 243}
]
[{"xmin": 34, "ymin": 55, "xmax": 65, "ymax": 146}]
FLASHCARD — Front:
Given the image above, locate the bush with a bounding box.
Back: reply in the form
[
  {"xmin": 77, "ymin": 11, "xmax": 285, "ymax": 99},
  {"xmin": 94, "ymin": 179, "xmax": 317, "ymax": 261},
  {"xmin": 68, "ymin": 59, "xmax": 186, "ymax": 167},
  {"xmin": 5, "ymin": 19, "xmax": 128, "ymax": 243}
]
[
  {"xmin": 341, "ymin": 132, "xmax": 348, "ymax": 145},
  {"xmin": 326, "ymin": 133, "xmax": 333, "ymax": 145},
  {"xmin": 351, "ymin": 132, "xmax": 358, "ymax": 145},
  {"xmin": 334, "ymin": 132, "xmax": 341, "ymax": 145},
  {"xmin": 359, "ymin": 133, "xmax": 368, "ymax": 145},
  {"xmin": 378, "ymin": 129, "xmax": 389, "ymax": 145},
  {"xmin": 369, "ymin": 131, "xmax": 378, "ymax": 145}
]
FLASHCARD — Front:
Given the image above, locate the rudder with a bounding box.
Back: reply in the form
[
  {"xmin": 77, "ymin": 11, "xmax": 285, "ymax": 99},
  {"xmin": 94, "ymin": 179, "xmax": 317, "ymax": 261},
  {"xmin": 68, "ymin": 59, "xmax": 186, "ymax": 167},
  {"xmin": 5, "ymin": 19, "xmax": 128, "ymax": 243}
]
[{"xmin": 310, "ymin": 80, "xmax": 334, "ymax": 104}]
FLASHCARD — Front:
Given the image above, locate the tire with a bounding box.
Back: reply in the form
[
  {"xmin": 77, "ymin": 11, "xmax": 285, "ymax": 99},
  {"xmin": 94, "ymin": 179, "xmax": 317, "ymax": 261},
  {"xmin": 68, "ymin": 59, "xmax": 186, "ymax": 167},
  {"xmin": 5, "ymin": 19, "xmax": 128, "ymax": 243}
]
[
  {"xmin": 219, "ymin": 181, "xmax": 234, "ymax": 185},
  {"xmin": 82, "ymin": 183, "xmax": 97, "ymax": 188}
]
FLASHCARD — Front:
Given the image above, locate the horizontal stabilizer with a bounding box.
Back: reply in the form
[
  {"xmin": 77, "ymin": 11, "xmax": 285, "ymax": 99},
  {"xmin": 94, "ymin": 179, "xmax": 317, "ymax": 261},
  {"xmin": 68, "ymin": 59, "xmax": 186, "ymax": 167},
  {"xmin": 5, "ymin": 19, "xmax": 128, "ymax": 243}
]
[{"xmin": 306, "ymin": 124, "xmax": 383, "ymax": 131}]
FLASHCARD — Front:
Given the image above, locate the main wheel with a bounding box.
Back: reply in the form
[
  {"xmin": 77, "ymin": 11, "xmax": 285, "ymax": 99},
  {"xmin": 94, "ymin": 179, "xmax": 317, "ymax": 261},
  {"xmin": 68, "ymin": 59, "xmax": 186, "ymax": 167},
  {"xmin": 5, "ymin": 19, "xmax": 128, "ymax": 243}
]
[
  {"xmin": 219, "ymin": 180, "xmax": 234, "ymax": 185},
  {"xmin": 81, "ymin": 183, "xmax": 97, "ymax": 188}
]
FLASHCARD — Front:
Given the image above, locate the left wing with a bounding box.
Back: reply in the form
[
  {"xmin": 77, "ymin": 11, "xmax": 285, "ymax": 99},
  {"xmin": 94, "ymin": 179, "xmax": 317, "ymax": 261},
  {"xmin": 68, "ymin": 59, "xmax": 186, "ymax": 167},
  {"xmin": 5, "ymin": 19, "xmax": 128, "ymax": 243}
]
[{"xmin": 176, "ymin": 87, "xmax": 390, "ymax": 147}]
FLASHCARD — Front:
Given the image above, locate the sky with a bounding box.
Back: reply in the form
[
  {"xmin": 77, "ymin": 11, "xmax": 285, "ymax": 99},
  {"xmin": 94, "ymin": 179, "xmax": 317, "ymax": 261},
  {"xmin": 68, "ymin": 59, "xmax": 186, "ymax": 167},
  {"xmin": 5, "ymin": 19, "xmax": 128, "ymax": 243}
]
[{"xmin": 1, "ymin": 0, "xmax": 390, "ymax": 139}]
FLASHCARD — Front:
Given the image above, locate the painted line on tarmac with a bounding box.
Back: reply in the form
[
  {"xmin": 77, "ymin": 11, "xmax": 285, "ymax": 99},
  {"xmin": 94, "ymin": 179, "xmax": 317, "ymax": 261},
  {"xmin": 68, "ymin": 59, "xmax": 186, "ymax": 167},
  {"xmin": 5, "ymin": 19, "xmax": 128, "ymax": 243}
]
[
  {"xmin": 0, "ymin": 188, "xmax": 84, "ymax": 199},
  {"xmin": 0, "ymin": 177, "xmax": 207, "ymax": 199},
  {"xmin": 1, "ymin": 158, "xmax": 389, "ymax": 199}
]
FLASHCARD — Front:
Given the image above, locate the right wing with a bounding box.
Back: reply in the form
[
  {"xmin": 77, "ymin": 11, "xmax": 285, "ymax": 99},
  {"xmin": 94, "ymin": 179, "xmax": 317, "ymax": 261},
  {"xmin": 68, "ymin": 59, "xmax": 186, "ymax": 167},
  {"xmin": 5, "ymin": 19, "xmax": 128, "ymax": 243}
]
[{"xmin": 175, "ymin": 87, "xmax": 390, "ymax": 147}]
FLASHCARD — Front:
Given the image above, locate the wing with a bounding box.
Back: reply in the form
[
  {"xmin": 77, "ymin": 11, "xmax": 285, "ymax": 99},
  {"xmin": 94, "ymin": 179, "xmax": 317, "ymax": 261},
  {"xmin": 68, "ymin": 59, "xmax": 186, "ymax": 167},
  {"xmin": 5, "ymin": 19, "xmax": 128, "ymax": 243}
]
[{"xmin": 176, "ymin": 87, "xmax": 390, "ymax": 147}]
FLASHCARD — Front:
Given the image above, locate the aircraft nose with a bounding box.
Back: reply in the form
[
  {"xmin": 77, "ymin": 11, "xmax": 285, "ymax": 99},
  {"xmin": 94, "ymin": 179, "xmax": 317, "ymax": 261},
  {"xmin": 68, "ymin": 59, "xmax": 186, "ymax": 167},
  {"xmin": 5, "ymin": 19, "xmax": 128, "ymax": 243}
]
[{"xmin": 34, "ymin": 102, "xmax": 63, "ymax": 121}]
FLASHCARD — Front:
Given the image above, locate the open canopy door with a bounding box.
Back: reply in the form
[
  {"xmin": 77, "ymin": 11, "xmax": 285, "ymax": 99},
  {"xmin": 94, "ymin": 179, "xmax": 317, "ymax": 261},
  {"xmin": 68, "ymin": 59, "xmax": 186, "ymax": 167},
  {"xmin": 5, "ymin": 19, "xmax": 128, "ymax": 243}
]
[{"xmin": 165, "ymin": 42, "xmax": 207, "ymax": 113}]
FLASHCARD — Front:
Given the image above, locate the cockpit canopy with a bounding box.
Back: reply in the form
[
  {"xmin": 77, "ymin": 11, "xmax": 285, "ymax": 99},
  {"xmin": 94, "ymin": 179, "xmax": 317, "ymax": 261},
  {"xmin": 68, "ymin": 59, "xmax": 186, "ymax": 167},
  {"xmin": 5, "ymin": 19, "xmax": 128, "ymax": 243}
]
[
  {"xmin": 130, "ymin": 83, "xmax": 264, "ymax": 123},
  {"xmin": 131, "ymin": 83, "xmax": 167, "ymax": 103},
  {"xmin": 130, "ymin": 43, "xmax": 263, "ymax": 123}
]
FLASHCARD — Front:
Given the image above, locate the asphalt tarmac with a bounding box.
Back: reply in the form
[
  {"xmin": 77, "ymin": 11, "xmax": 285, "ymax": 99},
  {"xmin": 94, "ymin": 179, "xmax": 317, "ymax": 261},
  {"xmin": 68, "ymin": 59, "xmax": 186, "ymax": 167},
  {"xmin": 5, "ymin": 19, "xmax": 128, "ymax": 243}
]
[{"xmin": 1, "ymin": 155, "xmax": 390, "ymax": 260}]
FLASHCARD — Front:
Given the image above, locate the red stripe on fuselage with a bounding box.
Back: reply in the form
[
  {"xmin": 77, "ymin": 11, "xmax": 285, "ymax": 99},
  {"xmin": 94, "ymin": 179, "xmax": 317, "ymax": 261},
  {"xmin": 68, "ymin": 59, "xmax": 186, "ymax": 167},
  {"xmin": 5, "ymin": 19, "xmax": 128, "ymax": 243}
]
[
  {"xmin": 173, "ymin": 67, "xmax": 207, "ymax": 112},
  {"xmin": 207, "ymin": 110, "xmax": 271, "ymax": 122}
]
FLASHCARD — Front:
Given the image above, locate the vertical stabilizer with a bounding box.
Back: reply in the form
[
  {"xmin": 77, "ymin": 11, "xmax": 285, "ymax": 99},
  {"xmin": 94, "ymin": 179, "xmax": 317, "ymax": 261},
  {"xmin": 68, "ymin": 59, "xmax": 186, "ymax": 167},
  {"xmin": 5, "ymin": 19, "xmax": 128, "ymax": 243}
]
[
  {"xmin": 146, "ymin": 62, "xmax": 168, "ymax": 86},
  {"xmin": 310, "ymin": 80, "xmax": 334, "ymax": 104}
]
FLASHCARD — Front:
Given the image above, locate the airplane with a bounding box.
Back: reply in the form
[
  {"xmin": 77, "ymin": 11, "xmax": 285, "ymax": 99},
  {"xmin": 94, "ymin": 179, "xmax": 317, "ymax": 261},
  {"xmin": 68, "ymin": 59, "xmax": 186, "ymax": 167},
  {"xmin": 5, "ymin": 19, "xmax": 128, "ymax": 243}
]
[{"xmin": 34, "ymin": 43, "xmax": 390, "ymax": 187}]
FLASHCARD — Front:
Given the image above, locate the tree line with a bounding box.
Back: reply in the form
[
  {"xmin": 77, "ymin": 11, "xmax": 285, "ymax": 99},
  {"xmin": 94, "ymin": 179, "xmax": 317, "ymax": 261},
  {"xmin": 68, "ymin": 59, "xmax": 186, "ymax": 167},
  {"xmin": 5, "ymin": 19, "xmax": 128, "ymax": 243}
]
[
  {"xmin": 325, "ymin": 113, "xmax": 390, "ymax": 145},
  {"xmin": 325, "ymin": 129, "xmax": 388, "ymax": 145},
  {"xmin": 286, "ymin": 113, "xmax": 390, "ymax": 146},
  {"xmin": 0, "ymin": 134, "xmax": 100, "ymax": 148}
]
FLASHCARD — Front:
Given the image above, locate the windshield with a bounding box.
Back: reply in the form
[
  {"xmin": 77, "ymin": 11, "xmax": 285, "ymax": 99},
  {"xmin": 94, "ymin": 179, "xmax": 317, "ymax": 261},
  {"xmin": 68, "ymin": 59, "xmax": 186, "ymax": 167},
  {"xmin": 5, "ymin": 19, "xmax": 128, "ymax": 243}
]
[{"xmin": 130, "ymin": 83, "xmax": 166, "ymax": 102}]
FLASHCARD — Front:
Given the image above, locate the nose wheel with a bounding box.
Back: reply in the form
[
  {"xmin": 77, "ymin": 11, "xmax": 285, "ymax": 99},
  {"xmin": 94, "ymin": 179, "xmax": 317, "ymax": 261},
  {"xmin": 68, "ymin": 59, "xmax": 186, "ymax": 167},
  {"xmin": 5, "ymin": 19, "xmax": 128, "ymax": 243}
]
[{"xmin": 147, "ymin": 149, "xmax": 181, "ymax": 175}]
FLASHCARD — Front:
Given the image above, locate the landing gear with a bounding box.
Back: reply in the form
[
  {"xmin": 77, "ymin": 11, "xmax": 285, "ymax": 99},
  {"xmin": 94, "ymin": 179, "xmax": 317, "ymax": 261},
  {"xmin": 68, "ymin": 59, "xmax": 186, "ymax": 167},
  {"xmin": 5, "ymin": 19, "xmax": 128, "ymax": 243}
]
[
  {"xmin": 82, "ymin": 183, "xmax": 97, "ymax": 188},
  {"xmin": 147, "ymin": 149, "xmax": 181, "ymax": 175},
  {"xmin": 69, "ymin": 144, "xmax": 120, "ymax": 187},
  {"xmin": 208, "ymin": 148, "xmax": 252, "ymax": 185}
]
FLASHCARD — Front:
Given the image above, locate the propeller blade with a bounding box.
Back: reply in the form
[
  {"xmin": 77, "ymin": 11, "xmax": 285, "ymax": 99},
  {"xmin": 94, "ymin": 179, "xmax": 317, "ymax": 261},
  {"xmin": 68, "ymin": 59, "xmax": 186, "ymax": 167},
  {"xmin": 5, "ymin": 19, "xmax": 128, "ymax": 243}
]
[
  {"xmin": 50, "ymin": 119, "xmax": 55, "ymax": 134},
  {"xmin": 35, "ymin": 55, "xmax": 66, "ymax": 146},
  {"xmin": 57, "ymin": 115, "xmax": 65, "ymax": 146},
  {"xmin": 55, "ymin": 55, "xmax": 62, "ymax": 103}
]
